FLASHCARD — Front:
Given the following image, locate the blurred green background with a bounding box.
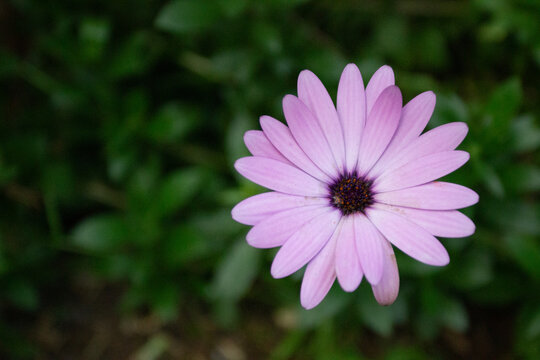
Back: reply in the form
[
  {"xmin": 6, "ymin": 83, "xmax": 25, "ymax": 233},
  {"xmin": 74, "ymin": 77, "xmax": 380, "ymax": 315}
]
[{"xmin": 1, "ymin": 0, "xmax": 540, "ymax": 359}]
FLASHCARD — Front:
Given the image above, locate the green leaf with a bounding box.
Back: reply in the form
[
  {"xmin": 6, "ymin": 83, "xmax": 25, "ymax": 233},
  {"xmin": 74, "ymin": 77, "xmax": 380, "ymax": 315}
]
[
  {"xmin": 503, "ymin": 234, "xmax": 540, "ymax": 279},
  {"xmin": 155, "ymin": 168, "xmax": 205, "ymax": 216},
  {"xmin": 162, "ymin": 224, "xmax": 209, "ymax": 267},
  {"xmin": 358, "ymin": 295, "xmax": 396, "ymax": 336},
  {"xmin": 155, "ymin": 0, "xmax": 221, "ymax": 35},
  {"xmin": 445, "ymin": 250, "xmax": 493, "ymax": 290},
  {"xmin": 511, "ymin": 114, "xmax": 540, "ymax": 153},
  {"xmin": 299, "ymin": 290, "xmax": 350, "ymax": 329},
  {"xmin": 210, "ymin": 240, "xmax": 260, "ymax": 302},
  {"xmin": 146, "ymin": 103, "xmax": 198, "ymax": 144},
  {"xmin": 149, "ymin": 282, "xmax": 181, "ymax": 322},
  {"xmin": 71, "ymin": 214, "xmax": 128, "ymax": 253},
  {"xmin": 5, "ymin": 279, "xmax": 39, "ymax": 311},
  {"xmin": 438, "ymin": 297, "xmax": 468, "ymax": 332},
  {"xmin": 501, "ymin": 164, "xmax": 540, "ymax": 193},
  {"xmin": 385, "ymin": 346, "xmax": 430, "ymax": 360},
  {"xmin": 484, "ymin": 78, "xmax": 522, "ymax": 141},
  {"xmin": 108, "ymin": 31, "xmax": 161, "ymax": 79},
  {"xmin": 430, "ymin": 93, "xmax": 468, "ymax": 127},
  {"xmin": 79, "ymin": 17, "xmax": 110, "ymax": 61},
  {"xmin": 133, "ymin": 334, "xmax": 170, "ymax": 360}
]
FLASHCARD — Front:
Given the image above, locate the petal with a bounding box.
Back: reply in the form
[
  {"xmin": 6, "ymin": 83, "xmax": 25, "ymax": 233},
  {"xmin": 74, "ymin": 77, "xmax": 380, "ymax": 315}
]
[
  {"xmin": 354, "ymin": 214, "xmax": 384, "ymax": 284},
  {"xmin": 232, "ymin": 192, "xmax": 329, "ymax": 225},
  {"xmin": 243, "ymin": 130, "xmax": 292, "ymax": 164},
  {"xmin": 370, "ymin": 121, "xmax": 468, "ymax": 178},
  {"xmin": 373, "ymin": 151, "xmax": 470, "ymax": 193},
  {"xmin": 374, "ymin": 181, "xmax": 479, "ymax": 210},
  {"xmin": 392, "ymin": 90, "xmax": 436, "ymax": 146},
  {"xmin": 300, "ymin": 223, "xmax": 338, "ymax": 310},
  {"xmin": 371, "ymin": 240, "xmax": 400, "ymax": 306},
  {"xmin": 374, "ymin": 203, "xmax": 476, "ymax": 238},
  {"xmin": 235, "ymin": 157, "xmax": 328, "ymax": 197},
  {"xmin": 367, "ymin": 208, "xmax": 450, "ymax": 266},
  {"xmin": 366, "ymin": 65, "xmax": 395, "ymax": 114},
  {"xmin": 260, "ymin": 115, "xmax": 332, "ymax": 183},
  {"xmin": 335, "ymin": 216, "xmax": 363, "ymax": 292},
  {"xmin": 298, "ymin": 70, "xmax": 346, "ymax": 173},
  {"xmin": 271, "ymin": 209, "xmax": 341, "ymax": 278},
  {"xmin": 337, "ymin": 64, "xmax": 367, "ymax": 173},
  {"xmin": 357, "ymin": 86, "xmax": 402, "ymax": 174},
  {"xmin": 283, "ymin": 95, "xmax": 339, "ymax": 178},
  {"xmin": 246, "ymin": 205, "xmax": 329, "ymax": 248}
]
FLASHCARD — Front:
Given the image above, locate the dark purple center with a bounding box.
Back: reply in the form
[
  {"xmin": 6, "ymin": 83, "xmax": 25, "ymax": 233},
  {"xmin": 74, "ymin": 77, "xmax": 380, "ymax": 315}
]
[{"xmin": 329, "ymin": 173, "xmax": 373, "ymax": 215}]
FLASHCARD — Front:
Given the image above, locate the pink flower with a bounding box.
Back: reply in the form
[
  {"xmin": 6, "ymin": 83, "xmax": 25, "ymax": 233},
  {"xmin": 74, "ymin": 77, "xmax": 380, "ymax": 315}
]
[{"xmin": 232, "ymin": 64, "xmax": 478, "ymax": 309}]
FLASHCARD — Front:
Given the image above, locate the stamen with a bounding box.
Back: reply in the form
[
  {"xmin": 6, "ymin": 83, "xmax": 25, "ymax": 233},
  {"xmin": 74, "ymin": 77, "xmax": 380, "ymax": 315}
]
[{"xmin": 329, "ymin": 173, "xmax": 373, "ymax": 215}]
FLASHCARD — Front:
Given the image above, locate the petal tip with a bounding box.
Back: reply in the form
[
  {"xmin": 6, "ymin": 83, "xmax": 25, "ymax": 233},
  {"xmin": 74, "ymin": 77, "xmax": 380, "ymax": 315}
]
[
  {"xmin": 343, "ymin": 63, "xmax": 360, "ymax": 73},
  {"xmin": 282, "ymin": 94, "xmax": 297, "ymax": 109},
  {"xmin": 270, "ymin": 261, "xmax": 288, "ymax": 279},
  {"xmin": 300, "ymin": 295, "xmax": 319, "ymax": 310},
  {"xmin": 375, "ymin": 298, "xmax": 397, "ymax": 306},
  {"xmin": 379, "ymin": 64, "xmax": 394, "ymax": 74}
]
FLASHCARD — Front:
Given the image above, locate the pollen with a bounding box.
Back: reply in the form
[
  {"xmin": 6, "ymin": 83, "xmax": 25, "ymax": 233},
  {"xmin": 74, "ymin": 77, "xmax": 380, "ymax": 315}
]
[{"xmin": 329, "ymin": 173, "xmax": 374, "ymax": 215}]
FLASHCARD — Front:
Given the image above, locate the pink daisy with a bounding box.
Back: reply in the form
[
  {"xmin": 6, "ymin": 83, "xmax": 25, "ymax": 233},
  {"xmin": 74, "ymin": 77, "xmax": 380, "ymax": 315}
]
[{"xmin": 232, "ymin": 64, "xmax": 478, "ymax": 310}]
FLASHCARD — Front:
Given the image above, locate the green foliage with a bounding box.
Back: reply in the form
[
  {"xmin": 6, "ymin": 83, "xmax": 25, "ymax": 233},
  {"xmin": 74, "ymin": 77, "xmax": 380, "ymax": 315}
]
[{"xmin": 1, "ymin": 0, "xmax": 540, "ymax": 358}]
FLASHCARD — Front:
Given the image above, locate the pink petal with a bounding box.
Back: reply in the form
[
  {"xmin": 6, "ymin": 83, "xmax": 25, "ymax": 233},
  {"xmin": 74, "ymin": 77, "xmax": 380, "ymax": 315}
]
[
  {"xmin": 337, "ymin": 64, "xmax": 367, "ymax": 173},
  {"xmin": 243, "ymin": 130, "xmax": 292, "ymax": 164},
  {"xmin": 366, "ymin": 65, "xmax": 395, "ymax": 114},
  {"xmin": 260, "ymin": 115, "xmax": 332, "ymax": 183},
  {"xmin": 301, "ymin": 227, "xmax": 338, "ymax": 310},
  {"xmin": 373, "ymin": 203, "xmax": 476, "ymax": 238},
  {"xmin": 232, "ymin": 192, "xmax": 329, "ymax": 225},
  {"xmin": 235, "ymin": 157, "xmax": 328, "ymax": 197},
  {"xmin": 374, "ymin": 181, "xmax": 479, "ymax": 210},
  {"xmin": 357, "ymin": 86, "xmax": 402, "ymax": 174},
  {"xmin": 271, "ymin": 209, "xmax": 341, "ymax": 278},
  {"xmin": 367, "ymin": 208, "xmax": 450, "ymax": 266},
  {"xmin": 283, "ymin": 95, "xmax": 339, "ymax": 178},
  {"xmin": 373, "ymin": 150, "xmax": 470, "ymax": 193},
  {"xmin": 370, "ymin": 121, "xmax": 467, "ymax": 178},
  {"xmin": 246, "ymin": 205, "xmax": 329, "ymax": 248},
  {"xmin": 335, "ymin": 216, "xmax": 363, "ymax": 292},
  {"xmin": 369, "ymin": 92, "xmax": 436, "ymax": 177},
  {"xmin": 354, "ymin": 214, "xmax": 384, "ymax": 285},
  {"xmin": 298, "ymin": 70, "xmax": 346, "ymax": 173},
  {"xmin": 371, "ymin": 240, "xmax": 400, "ymax": 306}
]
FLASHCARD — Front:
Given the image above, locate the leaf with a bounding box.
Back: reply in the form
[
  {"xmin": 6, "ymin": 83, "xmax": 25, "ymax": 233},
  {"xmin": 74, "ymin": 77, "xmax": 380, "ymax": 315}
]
[
  {"xmin": 511, "ymin": 114, "xmax": 540, "ymax": 153},
  {"xmin": 483, "ymin": 199, "xmax": 540, "ymax": 235},
  {"xmin": 484, "ymin": 78, "xmax": 522, "ymax": 141},
  {"xmin": 133, "ymin": 333, "xmax": 170, "ymax": 360},
  {"xmin": 430, "ymin": 93, "xmax": 468, "ymax": 127},
  {"xmin": 445, "ymin": 250, "xmax": 493, "ymax": 290},
  {"xmin": 146, "ymin": 103, "xmax": 198, "ymax": 144},
  {"xmin": 162, "ymin": 224, "xmax": 210, "ymax": 267},
  {"xmin": 71, "ymin": 214, "xmax": 128, "ymax": 253},
  {"xmin": 210, "ymin": 240, "xmax": 260, "ymax": 302},
  {"xmin": 5, "ymin": 279, "xmax": 39, "ymax": 311},
  {"xmin": 155, "ymin": 0, "xmax": 221, "ymax": 35},
  {"xmin": 79, "ymin": 17, "xmax": 110, "ymax": 61},
  {"xmin": 299, "ymin": 290, "xmax": 350, "ymax": 329},
  {"xmin": 108, "ymin": 31, "xmax": 160, "ymax": 79},
  {"xmin": 149, "ymin": 282, "xmax": 181, "ymax": 322},
  {"xmin": 358, "ymin": 295, "xmax": 395, "ymax": 336},
  {"xmin": 155, "ymin": 168, "xmax": 205, "ymax": 216},
  {"xmin": 438, "ymin": 297, "xmax": 468, "ymax": 332},
  {"xmin": 501, "ymin": 164, "xmax": 540, "ymax": 193},
  {"xmin": 503, "ymin": 234, "xmax": 540, "ymax": 279}
]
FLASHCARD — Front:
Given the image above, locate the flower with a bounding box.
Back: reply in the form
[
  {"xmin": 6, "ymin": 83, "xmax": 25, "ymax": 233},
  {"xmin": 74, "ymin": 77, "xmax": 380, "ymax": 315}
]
[{"xmin": 232, "ymin": 64, "xmax": 478, "ymax": 309}]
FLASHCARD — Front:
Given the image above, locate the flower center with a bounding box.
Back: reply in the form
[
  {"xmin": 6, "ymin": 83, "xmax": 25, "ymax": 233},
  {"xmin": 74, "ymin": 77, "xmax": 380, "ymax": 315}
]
[{"xmin": 329, "ymin": 173, "xmax": 374, "ymax": 215}]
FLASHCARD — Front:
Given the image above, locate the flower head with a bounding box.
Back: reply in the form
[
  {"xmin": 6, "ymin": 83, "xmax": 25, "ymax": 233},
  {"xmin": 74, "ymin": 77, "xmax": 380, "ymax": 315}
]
[{"xmin": 232, "ymin": 64, "xmax": 478, "ymax": 309}]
